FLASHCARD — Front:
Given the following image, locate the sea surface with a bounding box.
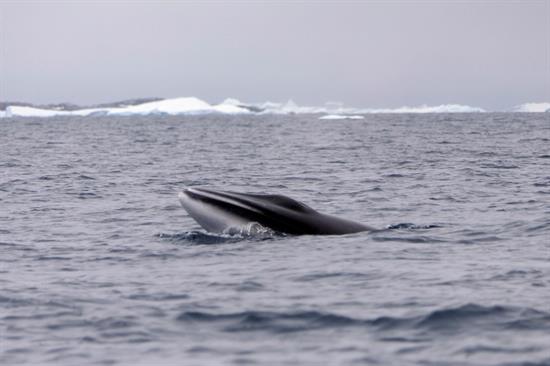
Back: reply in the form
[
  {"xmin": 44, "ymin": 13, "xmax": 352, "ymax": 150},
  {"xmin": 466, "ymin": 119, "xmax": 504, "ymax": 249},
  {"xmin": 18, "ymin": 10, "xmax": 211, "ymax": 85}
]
[{"xmin": 1, "ymin": 113, "xmax": 550, "ymax": 365}]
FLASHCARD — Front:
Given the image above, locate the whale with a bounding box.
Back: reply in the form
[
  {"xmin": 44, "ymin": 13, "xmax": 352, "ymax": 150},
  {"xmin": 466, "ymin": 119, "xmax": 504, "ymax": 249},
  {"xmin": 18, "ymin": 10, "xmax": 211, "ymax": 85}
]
[{"xmin": 178, "ymin": 187, "xmax": 372, "ymax": 235}]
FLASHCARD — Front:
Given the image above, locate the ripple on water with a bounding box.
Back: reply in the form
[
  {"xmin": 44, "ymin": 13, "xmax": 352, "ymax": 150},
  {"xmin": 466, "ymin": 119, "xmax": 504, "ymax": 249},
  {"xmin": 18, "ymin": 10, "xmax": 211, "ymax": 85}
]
[
  {"xmin": 2, "ymin": 113, "xmax": 549, "ymax": 365},
  {"xmin": 156, "ymin": 230, "xmax": 280, "ymax": 245},
  {"xmin": 174, "ymin": 304, "xmax": 550, "ymax": 335}
]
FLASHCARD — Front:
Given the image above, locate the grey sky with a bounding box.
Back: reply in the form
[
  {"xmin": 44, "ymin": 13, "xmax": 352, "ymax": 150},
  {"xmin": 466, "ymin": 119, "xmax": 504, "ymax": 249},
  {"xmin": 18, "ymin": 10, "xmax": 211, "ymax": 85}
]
[{"xmin": 0, "ymin": 1, "xmax": 548, "ymax": 110}]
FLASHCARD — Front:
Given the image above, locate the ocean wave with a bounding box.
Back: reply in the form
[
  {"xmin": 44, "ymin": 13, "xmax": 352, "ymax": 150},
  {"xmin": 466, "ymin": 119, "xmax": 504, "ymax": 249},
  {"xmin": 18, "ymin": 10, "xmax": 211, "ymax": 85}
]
[
  {"xmin": 156, "ymin": 231, "xmax": 239, "ymax": 244},
  {"xmin": 175, "ymin": 304, "xmax": 550, "ymax": 334},
  {"xmin": 0, "ymin": 97, "xmax": 487, "ymax": 118},
  {"xmin": 385, "ymin": 223, "xmax": 443, "ymax": 230},
  {"xmin": 176, "ymin": 310, "xmax": 357, "ymax": 333},
  {"xmin": 156, "ymin": 229, "xmax": 278, "ymax": 244}
]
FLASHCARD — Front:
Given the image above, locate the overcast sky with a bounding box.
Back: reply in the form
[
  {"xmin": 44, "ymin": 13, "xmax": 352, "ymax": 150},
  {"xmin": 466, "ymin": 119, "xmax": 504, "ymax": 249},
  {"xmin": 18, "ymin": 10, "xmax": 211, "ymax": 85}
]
[{"xmin": 0, "ymin": 1, "xmax": 548, "ymax": 109}]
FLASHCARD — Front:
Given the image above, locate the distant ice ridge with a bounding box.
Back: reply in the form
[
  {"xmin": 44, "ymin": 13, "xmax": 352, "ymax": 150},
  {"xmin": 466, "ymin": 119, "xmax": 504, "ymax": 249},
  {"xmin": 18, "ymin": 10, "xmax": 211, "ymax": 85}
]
[
  {"xmin": 512, "ymin": 102, "xmax": 550, "ymax": 113},
  {"xmin": 2, "ymin": 97, "xmax": 250, "ymax": 118},
  {"xmin": 357, "ymin": 104, "xmax": 486, "ymax": 113},
  {"xmin": 246, "ymin": 101, "xmax": 486, "ymax": 114},
  {"xmin": 6, "ymin": 97, "xmax": 550, "ymax": 118}
]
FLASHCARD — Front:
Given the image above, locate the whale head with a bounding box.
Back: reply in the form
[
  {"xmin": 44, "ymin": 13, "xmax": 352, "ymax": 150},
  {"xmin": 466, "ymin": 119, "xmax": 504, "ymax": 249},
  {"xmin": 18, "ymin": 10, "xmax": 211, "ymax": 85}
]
[{"xmin": 178, "ymin": 187, "xmax": 370, "ymax": 235}]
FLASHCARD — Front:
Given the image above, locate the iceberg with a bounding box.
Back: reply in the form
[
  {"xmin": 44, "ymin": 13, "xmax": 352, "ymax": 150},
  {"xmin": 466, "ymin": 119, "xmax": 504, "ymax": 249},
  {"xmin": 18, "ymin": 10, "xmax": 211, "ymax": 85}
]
[
  {"xmin": 4, "ymin": 105, "xmax": 107, "ymax": 117},
  {"xmin": 319, "ymin": 114, "xmax": 365, "ymax": 120},
  {"xmin": 0, "ymin": 97, "xmax": 489, "ymax": 118},
  {"xmin": 512, "ymin": 102, "xmax": 550, "ymax": 113},
  {"xmin": 1, "ymin": 97, "xmax": 251, "ymax": 118},
  {"xmin": 103, "ymin": 97, "xmax": 249, "ymax": 115},
  {"xmin": 358, "ymin": 104, "xmax": 485, "ymax": 113},
  {"xmin": 252, "ymin": 101, "xmax": 484, "ymax": 114}
]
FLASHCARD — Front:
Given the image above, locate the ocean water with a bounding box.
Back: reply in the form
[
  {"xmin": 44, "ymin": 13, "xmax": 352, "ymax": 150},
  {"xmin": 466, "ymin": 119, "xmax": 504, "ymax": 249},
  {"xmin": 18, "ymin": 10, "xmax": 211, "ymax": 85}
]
[{"xmin": 1, "ymin": 113, "xmax": 549, "ymax": 365}]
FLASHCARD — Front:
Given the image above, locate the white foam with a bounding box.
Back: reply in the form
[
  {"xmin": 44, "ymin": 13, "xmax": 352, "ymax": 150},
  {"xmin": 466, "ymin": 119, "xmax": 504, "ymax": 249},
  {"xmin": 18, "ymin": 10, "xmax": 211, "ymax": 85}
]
[
  {"xmin": 319, "ymin": 114, "xmax": 365, "ymax": 120},
  {"xmin": 512, "ymin": 102, "xmax": 550, "ymax": 113}
]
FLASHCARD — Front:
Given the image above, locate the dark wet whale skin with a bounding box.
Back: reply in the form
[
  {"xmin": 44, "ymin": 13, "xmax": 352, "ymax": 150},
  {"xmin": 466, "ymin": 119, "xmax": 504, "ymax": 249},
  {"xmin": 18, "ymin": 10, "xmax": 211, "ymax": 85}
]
[{"xmin": 181, "ymin": 188, "xmax": 373, "ymax": 235}]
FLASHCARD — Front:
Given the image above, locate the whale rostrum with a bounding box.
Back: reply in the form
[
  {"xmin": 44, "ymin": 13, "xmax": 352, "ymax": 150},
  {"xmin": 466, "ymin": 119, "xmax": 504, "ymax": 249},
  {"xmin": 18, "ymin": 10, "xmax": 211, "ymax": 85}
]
[{"xmin": 178, "ymin": 188, "xmax": 372, "ymax": 235}]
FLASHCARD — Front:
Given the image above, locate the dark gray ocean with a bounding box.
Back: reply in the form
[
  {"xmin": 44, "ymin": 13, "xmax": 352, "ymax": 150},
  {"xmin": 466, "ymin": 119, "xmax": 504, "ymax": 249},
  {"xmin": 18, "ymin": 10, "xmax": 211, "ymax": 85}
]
[{"xmin": 1, "ymin": 113, "xmax": 550, "ymax": 365}]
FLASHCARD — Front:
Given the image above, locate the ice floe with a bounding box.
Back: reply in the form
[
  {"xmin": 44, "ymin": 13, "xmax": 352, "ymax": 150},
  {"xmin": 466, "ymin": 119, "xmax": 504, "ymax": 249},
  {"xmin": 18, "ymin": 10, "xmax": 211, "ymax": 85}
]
[
  {"xmin": 512, "ymin": 102, "xmax": 550, "ymax": 113},
  {"xmin": 319, "ymin": 114, "xmax": 365, "ymax": 120},
  {"xmin": 358, "ymin": 104, "xmax": 485, "ymax": 113}
]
